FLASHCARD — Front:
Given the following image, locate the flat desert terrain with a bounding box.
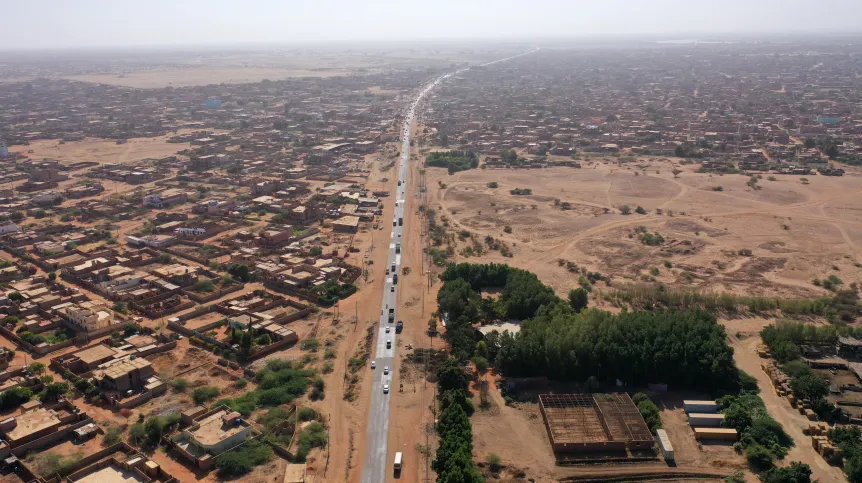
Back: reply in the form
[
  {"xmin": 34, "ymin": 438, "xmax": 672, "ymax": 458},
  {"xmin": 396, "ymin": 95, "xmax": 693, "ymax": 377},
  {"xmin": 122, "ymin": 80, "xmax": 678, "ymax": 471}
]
[
  {"xmin": 62, "ymin": 67, "xmax": 356, "ymax": 88},
  {"xmin": 424, "ymin": 158, "xmax": 862, "ymax": 299}
]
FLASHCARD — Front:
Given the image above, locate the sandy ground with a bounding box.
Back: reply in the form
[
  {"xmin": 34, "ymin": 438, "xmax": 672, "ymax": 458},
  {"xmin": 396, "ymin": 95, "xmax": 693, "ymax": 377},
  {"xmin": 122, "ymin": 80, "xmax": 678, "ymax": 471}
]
[
  {"xmin": 62, "ymin": 67, "xmax": 355, "ymax": 88},
  {"xmin": 10, "ymin": 135, "xmax": 187, "ymax": 167},
  {"xmin": 424, "ymin": 158, "xmax": 862, "ymax": 300}
]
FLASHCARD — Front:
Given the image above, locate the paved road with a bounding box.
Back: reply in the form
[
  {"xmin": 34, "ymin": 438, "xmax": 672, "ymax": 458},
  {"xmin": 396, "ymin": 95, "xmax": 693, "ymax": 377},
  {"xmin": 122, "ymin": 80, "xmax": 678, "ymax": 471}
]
[
  {"xmin": 361, "ymin": 49, "xmax": 539, "ymax": 483},
  {"xmin": 361, "ymin": 72, "xmax": 449, "ymax": 483}
]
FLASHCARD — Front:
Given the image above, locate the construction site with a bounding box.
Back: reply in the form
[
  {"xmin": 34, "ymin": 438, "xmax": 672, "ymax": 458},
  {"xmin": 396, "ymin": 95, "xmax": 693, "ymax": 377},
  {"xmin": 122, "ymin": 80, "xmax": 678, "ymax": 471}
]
[{"xmin": 539, "ymin": 393, "xmax": 657, "ymax": 464}]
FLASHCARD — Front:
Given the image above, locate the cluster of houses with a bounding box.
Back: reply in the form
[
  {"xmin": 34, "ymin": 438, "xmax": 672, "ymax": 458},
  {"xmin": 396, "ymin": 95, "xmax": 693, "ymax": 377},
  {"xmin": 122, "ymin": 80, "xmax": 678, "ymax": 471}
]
[{"xmin": 426, "ymin": 47, "xmax": 862, "ymax": 174}]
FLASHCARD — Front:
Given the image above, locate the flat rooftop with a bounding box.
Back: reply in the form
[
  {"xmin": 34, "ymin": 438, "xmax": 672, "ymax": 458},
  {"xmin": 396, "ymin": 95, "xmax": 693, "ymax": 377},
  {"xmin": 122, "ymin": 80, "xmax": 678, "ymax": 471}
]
[
  {"xmin": 5, "ymin": 408, "xmax": 61, "ymax": 442},
  {"xmin": 191, "ymin": 410, "xmax": 246, "ymax": 446},
  {"xmin": 72, "ymin": 465, "xmax": 147, "ymax": 483},
  {"xmin": 93, "ymin": 357, "xmax": 151, "ymax": 380},
  {"xmin": 75, "ymin": 345, "xmax": 122, "ymax": 365}
]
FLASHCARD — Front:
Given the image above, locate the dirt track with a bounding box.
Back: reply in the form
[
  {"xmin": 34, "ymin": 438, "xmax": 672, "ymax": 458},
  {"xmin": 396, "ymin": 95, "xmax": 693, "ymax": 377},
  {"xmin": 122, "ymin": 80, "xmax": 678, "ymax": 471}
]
[
  {"xmin": 424, "ymin": 160, "xmax": 862, "ymax": 299},
  {"xmin": 732, "ymin": 337, "xmax": 845, "ymax": 483}
]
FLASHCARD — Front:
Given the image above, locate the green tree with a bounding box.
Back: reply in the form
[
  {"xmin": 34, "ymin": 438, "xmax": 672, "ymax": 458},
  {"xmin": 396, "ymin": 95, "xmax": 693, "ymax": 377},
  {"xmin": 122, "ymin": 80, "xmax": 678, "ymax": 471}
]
[
  {"xmin": 759, "ymin": 461, "xmax": 812, "ymax": 483},
  {"xmin": 789, "ymin": 374, "xmax": 829, "ymax": 401},
  {"xmin": 39, "ymin": 382, "xmax": 70, "ymax": 402},
  {"xmin": 227, "ymin": 263, "xmax": 250, "ymax": 282},
  {"xmin": 309, "ymin": 246, "xmax": 323, "ymax": 257},
  {"xmin": 437, "ymin": 359, "xmax": 470, "ymax": 394},
  {"xmin": 568, "ymin": 288, "xmax": 588, "ymax": 312},
  {"xmin": 29, "ymin": 362, "xmax": 46, "ymax": 376}
]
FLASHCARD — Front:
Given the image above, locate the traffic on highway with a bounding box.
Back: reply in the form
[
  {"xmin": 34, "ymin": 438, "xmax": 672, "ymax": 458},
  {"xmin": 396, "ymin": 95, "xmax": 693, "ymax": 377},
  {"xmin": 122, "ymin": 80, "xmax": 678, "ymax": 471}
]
[
  {"xmin": 361, "ymin": 50, "xmax": 535, "ymax": 482},
  {"xmin": 360, "ymin": 72, "xmax": 450, "ymax": 483}
]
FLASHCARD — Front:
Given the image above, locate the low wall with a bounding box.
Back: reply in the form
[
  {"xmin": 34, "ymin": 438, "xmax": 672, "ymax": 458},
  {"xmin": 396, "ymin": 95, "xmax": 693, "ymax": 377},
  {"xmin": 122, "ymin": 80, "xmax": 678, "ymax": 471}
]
[
  {"xmin": 0, "ymin": 323, "xmax": 77, "ymax": 356},
  {"xmin": 116, "ymin": 382, "xmax": 168, "ymax": 409},
  {"xmin": 9, "ymin": 417, "xmax": 95, "ymax": 456},
  {"xmin": 185, "ymin": 282, "xmax": 243, "ymax": 303}
]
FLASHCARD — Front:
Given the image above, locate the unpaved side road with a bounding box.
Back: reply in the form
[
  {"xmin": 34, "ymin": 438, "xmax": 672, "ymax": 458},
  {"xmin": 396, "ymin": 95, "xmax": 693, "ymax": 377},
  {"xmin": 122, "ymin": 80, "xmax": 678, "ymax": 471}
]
[{"xmin": 732, "ymin": 337, "xmax": 845, "ymax": 483}]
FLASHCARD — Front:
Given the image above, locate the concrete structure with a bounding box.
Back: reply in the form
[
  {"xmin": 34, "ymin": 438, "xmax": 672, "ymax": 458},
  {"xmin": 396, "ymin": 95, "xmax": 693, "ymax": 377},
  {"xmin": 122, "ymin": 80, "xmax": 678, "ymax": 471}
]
[
  {"xmin": 171, "ymin": 407, "xmax": 253, "ymax": 467},
  {"xmin": 332, "ymin": 215, "xmax": 360, "ymax": 233},
  {"xmin": 538, "ymin": 393, "xmax": 655, "ymax": 454},
  {"xmin": 683, "ymin": 400, "xmax": 720, "ymax": 413},
  {"xmin": 693, "ymin": 427, "xmax": 738, "ymax": 441},
  {"xmin": 92, "ymin": 357, "xmax": 165, "ymax": 404},
  {"xmin": 0, "ymin": 223, "xmax": 19, "ymax": 235},
  {"xmin": 656, "ymin": 428, "xmax": 674, "ymax": 462},
  {"xmin": 688, "ymin": 413, "xmax": 725, "ymax": 427},
  {"xmin": 61, "ymin": 302, "xmax": 115, "ymax": 332}
]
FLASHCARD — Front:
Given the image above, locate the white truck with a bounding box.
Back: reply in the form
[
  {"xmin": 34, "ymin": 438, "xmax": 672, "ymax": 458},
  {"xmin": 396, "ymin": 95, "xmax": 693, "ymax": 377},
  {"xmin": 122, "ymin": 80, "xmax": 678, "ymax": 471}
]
[{"xmin": 394, "ymin": 451, "xmax": 403, "ymax": 472}]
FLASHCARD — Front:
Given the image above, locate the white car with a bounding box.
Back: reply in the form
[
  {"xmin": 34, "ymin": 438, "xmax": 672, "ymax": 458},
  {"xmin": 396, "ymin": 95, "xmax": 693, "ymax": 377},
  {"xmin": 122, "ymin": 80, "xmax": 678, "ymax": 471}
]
[
  {"xmin": 384, "ymin": 366, "xmax": 389, "ymax": 375},
  {"xmin": 383, "ymin": 384, "xmax": 389, "ymax": 394},
  {"xmin": 371, "ymin": 360, "xmax": 376, "ymax": 369},
  {"xmin": 390, "ymin": 286, "xmax": 394, "ymax": 293},
  {"xmin": 385, "ymin": 326, "xmax": 391, "ymax": 333}
]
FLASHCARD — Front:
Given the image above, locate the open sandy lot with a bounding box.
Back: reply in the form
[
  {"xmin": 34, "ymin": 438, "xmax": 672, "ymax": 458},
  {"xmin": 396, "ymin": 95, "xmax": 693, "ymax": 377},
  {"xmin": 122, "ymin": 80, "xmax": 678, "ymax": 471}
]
[
  {"xmin": 424, "ymin": 158, "xmax": 862, "ymax": 300},
  {"xmin": 10, "ymin": 135, "xmax": 187, "ymax": 166},
  {"xmin": 63, "ymin": 67, "xmax": 355, "ymax": 88}
]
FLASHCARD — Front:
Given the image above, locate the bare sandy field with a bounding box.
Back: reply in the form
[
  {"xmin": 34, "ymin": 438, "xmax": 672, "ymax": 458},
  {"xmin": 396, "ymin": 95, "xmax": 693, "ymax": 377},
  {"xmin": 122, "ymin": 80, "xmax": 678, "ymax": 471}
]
[
  {"xmin": 425, "ymin": 158, "xmax": 862, "ymax": 300},
  {"xmin": 10, "ymin": 135, "xmax": 187, "ymax": 165},
  {"xmin": 63, "ymin": 67, "xmax": 355, "ymax": 88}
]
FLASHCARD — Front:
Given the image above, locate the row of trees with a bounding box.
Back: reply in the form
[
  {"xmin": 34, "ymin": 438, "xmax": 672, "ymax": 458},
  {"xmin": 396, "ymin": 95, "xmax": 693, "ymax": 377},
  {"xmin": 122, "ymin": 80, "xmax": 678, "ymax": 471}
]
[
  {"xmin": 434, "ymin": 360, "xmax": 483, "ymax": 483},
  {"xmin": 606, "ymin": 283, "xmax": 839, "ymax": 317}
]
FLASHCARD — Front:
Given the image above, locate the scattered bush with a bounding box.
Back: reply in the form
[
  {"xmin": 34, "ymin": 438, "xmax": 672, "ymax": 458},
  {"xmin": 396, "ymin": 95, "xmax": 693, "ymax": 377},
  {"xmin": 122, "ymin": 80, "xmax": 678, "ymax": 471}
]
[
  {"xmin": 192, "ymin": 386, "xmax": 220, "ymax": 404},
  {"xmin": 216, "ymin": 439, "xmax": 273, "ymax": 478},
  {"xmin": 170, "ymin": 378, "xmax": 189, "ymax": 392}
]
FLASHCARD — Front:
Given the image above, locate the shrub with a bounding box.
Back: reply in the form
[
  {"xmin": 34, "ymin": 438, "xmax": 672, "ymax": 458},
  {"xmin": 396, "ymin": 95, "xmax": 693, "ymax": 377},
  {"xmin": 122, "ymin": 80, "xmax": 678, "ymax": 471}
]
[
  {"xmin": 194, "ymin": 279, "xmax": 215, "ymax": 292},
  {"xmin": 298, "ymin": 407, "xmax": 318, "ymax": 422},
  {"xmin": 300, "ymin": 338, "xmax": 320, "ymax": 352},
  {"xmin": 170, "ymin": 378, "xmax": 189, "ymax": 392},
  {"xmin": 486, "ymin": 453, "xmax": 503, "ymax": 472},
  {"xmin": 103, "ymin": 426, "xmax": 122, "ymax": 446},
  {"xmin": 216, "ymin": 439, "xmax": 273, "ymax": 478},
  {"xmin": 192, "ymin": 386, "xmax": 220, "ymax": 404},
  {"xmin": 295, "ymin": 422, "xmax": 327, "ymax": 461},
  {"xmin": 745, "ymin": 444, "xmax": 775, "ymax": 470}
]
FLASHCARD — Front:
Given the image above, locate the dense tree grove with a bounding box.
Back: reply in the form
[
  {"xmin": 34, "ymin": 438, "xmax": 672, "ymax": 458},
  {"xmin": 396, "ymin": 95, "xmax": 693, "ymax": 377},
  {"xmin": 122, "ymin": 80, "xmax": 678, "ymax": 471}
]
[
  {"xmin": 438, "ymin": 263, "xmax": 565, "ymax": 360},
  {"xmin": 425, "ymin": 150, "xmax": 479, "ymax": 174},
  {"xmin": 437, "ymin": 263, "xmax": 742, "ymax": 391},
  {"xmin": 495, "ymin": 307, "xmax": 740, "ymax": 389}
]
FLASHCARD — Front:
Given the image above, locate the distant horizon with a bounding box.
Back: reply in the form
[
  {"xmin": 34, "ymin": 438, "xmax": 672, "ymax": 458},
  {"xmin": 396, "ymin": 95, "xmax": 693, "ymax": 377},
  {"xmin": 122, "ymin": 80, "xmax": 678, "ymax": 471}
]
[
  {"xmin": 3, "ymin": 30, "xmax": 862, "ymax": 54},
  {"xmin": 3, "ymin": 0, "xmax": 862, "ymax": 51}
]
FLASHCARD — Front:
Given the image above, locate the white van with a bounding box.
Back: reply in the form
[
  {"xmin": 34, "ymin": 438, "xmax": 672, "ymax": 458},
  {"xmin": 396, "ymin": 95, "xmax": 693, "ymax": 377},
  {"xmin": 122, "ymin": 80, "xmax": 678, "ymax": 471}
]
[{"xmin": 394, "ymin": 451, "xmax": 403, "ymax": 471}]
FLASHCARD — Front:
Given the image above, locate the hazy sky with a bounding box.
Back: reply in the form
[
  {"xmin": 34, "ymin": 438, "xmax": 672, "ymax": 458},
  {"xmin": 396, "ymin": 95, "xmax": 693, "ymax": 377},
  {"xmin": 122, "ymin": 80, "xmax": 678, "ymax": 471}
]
[{"xmin": 3, "ymin": 0, "xmax": 862, "ymax": 49}]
